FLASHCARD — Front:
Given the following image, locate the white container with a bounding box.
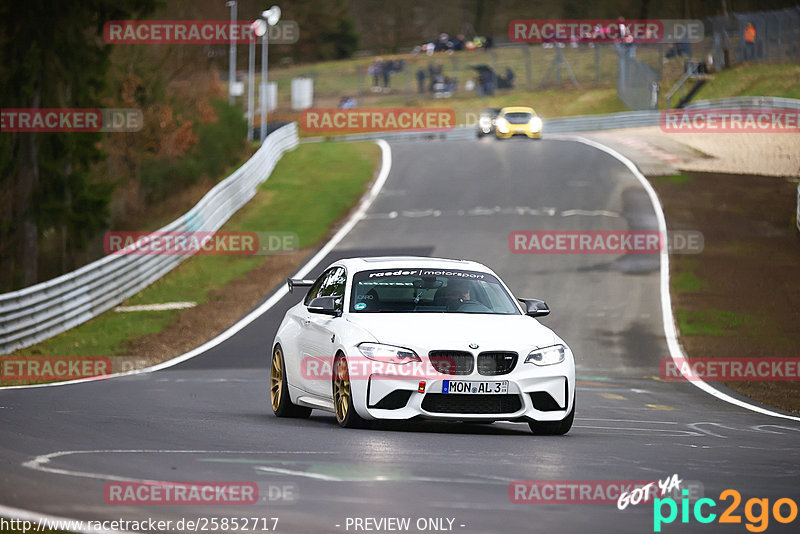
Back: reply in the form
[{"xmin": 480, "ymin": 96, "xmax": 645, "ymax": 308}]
[
  {"xmin": 260, "ymin": 82, "xmax": 277, "ymax": 112},
  {"xmin": 291, "ymin": 77, "xmax": 314, "ymax": 110}
]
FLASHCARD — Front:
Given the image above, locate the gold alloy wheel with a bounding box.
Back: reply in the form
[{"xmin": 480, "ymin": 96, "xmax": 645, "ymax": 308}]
[
  {"xmin": 333, "ymin": 355, "xmax": 350, "ymax": 423},
  {"xmin": 270, "ymin": 347, "xmax": 283, "ymax": 411}
]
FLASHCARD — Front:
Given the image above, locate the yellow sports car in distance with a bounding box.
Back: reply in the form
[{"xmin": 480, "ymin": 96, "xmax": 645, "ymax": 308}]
[{"xmin": 494, "ymin": 106, "xmax": 542, "ymax": 139}]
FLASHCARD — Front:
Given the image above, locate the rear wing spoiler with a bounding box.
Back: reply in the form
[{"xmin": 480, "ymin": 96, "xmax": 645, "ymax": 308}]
[{"xmin": 287, "ymin": 278, "xmax": 315, "ymax": 293}]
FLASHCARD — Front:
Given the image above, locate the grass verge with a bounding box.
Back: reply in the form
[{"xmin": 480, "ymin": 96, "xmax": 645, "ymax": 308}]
[
  {"xmin": 3, "ymin": 142, "xmax": 379, "ymax": 383},
  {"xmin": 655, "ymin": 170, "xmax": 800, "ymax": 414}
]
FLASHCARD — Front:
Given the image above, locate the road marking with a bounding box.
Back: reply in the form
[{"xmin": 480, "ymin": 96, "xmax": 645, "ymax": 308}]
[
  {"xmin": 0, "ymin": 136, "xmax": 477, "ymax": 530},
  {"xmin": 1, "ymin": 139, "xmax": 393, "ymax": 389},
  {"xmin": 600, "ymin": 393, "xmax": 626, "ymax": 400},
  {"xmin": 561, "ymin": 209, "xmax": 620, "ymax": 217},
  {"xmin": 579, "ymin": 418, "xmax": 677, "ymax": 424},
  {"xmin": 555, "ymin": 135, "xmax": 800, "ymax": 424},
  {"xmin": 363, "ymin": 205, "xmax": 620, "ymax": 220},
  {"xmin": 255, "ymin": 465, "xmax": 510, "ymax": 485},
  {"xmin": 576, "ymin": 380, "xmax": 619, "ymax": 387},
  {"xmin": 646, "ymin": 404, "xmax": 675, "ymax": 411},
  {"xmin": 256, "ymin": 466, "xmax": 341, "ymax": 481},
  {"xmin": 113, "ymin": 302, "xmax": 196, "ymax": 312},
  {"xmin": 22, "ymin": 449, "xmax": 338, "ymax": 482},
  {"xmin": 574, "ymin": 426, "xmax": 701, "ymax": 436}
]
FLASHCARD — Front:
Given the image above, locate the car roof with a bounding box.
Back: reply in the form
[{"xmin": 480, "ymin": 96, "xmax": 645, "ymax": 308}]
[
  {"xmin": 500, "ymin": 106, "xmax": 536, "ymax": 114},
  {"xmin": 331, "ymin": 256, "xmax": 493, "ymax": 274}
]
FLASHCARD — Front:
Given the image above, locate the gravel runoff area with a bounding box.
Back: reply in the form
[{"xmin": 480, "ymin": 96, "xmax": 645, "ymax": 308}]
[{"xmin": 586, "ymin": 127, "xmax": 800, "ymax": 178}]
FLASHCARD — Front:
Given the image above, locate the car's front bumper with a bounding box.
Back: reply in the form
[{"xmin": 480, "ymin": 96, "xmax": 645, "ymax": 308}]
[
  {"xmin": 351, "ymin": 361, "xmax": 574, "ymax": 422},
  {"xmin": 496, "ymin": 127, "xmax": 541, "ymax": 139}
]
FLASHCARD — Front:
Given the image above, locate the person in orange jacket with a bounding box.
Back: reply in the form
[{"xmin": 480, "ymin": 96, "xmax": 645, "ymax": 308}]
[{"xmin": 744, "ymin": 22, "xmax": 756, "ymax": 60}]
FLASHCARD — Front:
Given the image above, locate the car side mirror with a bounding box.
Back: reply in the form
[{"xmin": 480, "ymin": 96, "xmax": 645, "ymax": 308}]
[
  {"xmin": 308, "ymin": 296, "xmax": 343, "ymax": 317},
  {"xmin": 287, "ymin": 278, "xmax": 315, "ymax": 293},
  {"xmin": 518, "ymin": 298, "xmax": 550, "ymax": 317}
]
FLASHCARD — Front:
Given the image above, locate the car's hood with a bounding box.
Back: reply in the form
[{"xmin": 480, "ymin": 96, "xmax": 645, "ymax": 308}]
[{"xmin": 346, "ymin": 313, "xmax": 559, "ymax": 352}]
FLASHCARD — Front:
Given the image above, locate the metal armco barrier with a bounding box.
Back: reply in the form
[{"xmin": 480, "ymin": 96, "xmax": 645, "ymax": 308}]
[
  {"xmin": 537, "ymin": 96, "xmax": 800, "ymax": 133},
  {"xmin": 300, "ymin": 97, "xmax": 800, "ymax": 143},
  {"xmin": 0, "ymin": 123, "xmax": 298, "ymax": 354}
]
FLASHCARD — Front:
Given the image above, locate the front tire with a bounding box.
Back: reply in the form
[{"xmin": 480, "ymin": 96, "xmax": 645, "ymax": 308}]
[
  {"xmin": 528, "ymin": 399, "xmax": 574, "ymax": 435},
  {"xmin": 270, "ymin": 345, "xmax": 312, "ymax": 418},
  {"xmin": 333, "ymin": 353, "xmax": 370, "ymax": 429}
]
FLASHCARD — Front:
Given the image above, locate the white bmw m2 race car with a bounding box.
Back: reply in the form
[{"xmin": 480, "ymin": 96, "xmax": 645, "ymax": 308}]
[{"xmin": 270, "ymin": 257, "xmax": 575, "ymax": 434}]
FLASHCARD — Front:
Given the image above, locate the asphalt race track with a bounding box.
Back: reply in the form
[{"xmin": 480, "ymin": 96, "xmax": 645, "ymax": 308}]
[{"xmin": 2, "ymin": 138, "xmax": 799, "ymax": 534}]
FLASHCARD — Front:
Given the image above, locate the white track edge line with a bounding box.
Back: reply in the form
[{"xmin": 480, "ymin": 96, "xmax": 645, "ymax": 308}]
[
  {"xmin": 0, "ymin": 140, "xmax": 392, "ymax": 390},
  {"xmin": 0, "ymin": 140, "xmax": 392, "ymax": 528},
  {"xmin": 554, "ymin": 134, "xmax": 800, "ymax": 423}
]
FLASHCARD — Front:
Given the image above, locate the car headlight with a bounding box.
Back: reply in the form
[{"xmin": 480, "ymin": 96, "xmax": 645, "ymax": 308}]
[
  {"xmin": 525, "ymin": 344, "xmax": 566, "ymax": 366},
  {"xmin": 358, "ymin": 342, "xmax": 420, "ymax": 364},
  {"xmin": 496, "ymin": 118, "xmax": 509, "ymax": 133},
  {"xmin": 529, "ymin": 117, "xmax": 542, "ymax": 131}
]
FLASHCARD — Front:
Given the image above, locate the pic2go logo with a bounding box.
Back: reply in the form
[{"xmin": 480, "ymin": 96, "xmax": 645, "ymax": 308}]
[{"xmin": 654, "ymin": 489, "xmax": 798, "ymax": 532}]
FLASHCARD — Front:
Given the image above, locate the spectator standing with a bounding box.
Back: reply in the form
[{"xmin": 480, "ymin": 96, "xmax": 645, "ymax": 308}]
[
  {"xmin": 744, "ymin": 22, "xmax": 756, "ymax": 60},
  {"xmin": 381, "ymin": 59, "xmax": 391, "ymax": 92},
  {"xmin": 369, "ymin": 58, "xmax": 383, "ymax": 92}
]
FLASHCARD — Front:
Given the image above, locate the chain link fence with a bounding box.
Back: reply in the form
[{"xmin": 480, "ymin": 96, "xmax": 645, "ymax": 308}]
[
  {"xmin": 617, "ymin": 45, "xmax": 660, "ymax": 111},
  {"xmin": 709, "ymin": 7, "xmax": 800, "ymax": 68},
  {"xmin": 270, "ymin": 43, "xmax": 636, "ymax": 109},
  {"xmin": 268, "ymin": 9, "xmax": 797, "ymax": 115}
]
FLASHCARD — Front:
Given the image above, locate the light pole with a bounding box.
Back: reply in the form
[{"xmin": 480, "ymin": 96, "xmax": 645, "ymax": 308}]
[
  {"xmin": 247, "ymin": 25, "xmax": 256, "ymax": 142},
  {"xmin": 226, "ymin": 1, "xmax": 237, "ymax": 106},
  {"xmin": 254, "ymin": 6, "xmax": 281, "ymax": 143}
]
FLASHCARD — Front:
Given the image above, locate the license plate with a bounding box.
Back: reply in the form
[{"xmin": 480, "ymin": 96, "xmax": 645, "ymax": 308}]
[{"xmin": 441, "ymin": 380, "xmax": 508, "ymax": 394}]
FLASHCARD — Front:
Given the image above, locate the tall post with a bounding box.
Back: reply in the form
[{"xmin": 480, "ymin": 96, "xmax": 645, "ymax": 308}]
[
  {"xmin": 260, "ymin": 30, "xmax": 269, "ymax": 142},
  {"xmin": 247, "ymin": 38, "xmax": 255, "ymax": 142},
  {"xmin": 227, "ymin": 1, "xmax": 237, "ymax": 105},
  {"xmin": 594, "ymin": 44, "xmax": 600, "ymax": 83},
  {"xmin": 524, "ymin": 45, "xmax": 531, "ymax": 91}
]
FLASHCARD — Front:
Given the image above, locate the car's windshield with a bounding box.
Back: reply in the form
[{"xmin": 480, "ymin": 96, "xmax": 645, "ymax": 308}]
[
  {"xmin": 350, "ymin": 268, "xmax": 520, "ymax": 314},
  {"xmin": 503, "ymin": 112, "xmax": 532, "ymax": 123}
]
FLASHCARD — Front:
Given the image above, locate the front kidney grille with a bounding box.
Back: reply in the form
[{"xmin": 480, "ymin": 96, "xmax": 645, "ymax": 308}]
[
  {"xmin": 428, "ymin": 351, "xmax": 474, "ymax": 375},
  {"xmin": 477, "ymin": 352, "xmax": 518, "ymax": 375}
]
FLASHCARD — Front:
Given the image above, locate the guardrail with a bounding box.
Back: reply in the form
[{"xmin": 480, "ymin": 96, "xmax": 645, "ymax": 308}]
[
  {"xmin": 0, "ymin": 123, "xmax": 299, "ymax": 354},
  {"xmin": 300, "ymin": 97, "xmax": 800, "ymax": 144}
]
